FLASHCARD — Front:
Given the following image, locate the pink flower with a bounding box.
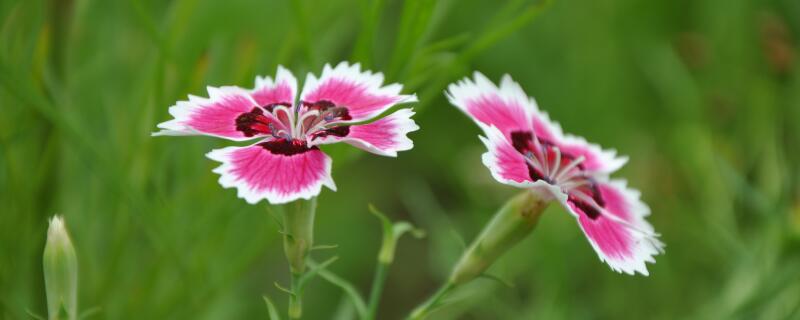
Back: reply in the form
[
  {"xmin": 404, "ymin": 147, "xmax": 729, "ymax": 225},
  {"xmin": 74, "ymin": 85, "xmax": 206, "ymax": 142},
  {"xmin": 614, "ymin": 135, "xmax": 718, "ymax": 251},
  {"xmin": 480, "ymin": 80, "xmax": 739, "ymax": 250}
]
[
  {"xmin": 447, "ymin": 73, "xmax": 664, "ymax": 275},
  {"xmin": 154, "ymin": 62, "xmax": 419, "ymax": 204}
]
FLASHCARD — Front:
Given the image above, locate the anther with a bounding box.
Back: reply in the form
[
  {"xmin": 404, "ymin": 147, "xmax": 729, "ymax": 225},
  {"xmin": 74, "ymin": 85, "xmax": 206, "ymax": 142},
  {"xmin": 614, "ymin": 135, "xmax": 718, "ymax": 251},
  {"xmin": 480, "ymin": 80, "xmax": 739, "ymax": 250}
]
[
  {"xmin": 268, "ymin": 123, "xmax": 280, "ymax": 138},
  {"xmin": 525, "ymin": 151, "xmax": 535, "ymax": 159}
]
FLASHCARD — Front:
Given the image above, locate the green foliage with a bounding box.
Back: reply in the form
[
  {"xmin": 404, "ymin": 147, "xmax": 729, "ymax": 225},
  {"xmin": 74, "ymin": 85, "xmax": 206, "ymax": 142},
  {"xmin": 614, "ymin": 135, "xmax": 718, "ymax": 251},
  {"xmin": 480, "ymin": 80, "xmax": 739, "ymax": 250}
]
[{"xmin": 2, "ymin": 0, "xmax": 799, "ymax": 319}]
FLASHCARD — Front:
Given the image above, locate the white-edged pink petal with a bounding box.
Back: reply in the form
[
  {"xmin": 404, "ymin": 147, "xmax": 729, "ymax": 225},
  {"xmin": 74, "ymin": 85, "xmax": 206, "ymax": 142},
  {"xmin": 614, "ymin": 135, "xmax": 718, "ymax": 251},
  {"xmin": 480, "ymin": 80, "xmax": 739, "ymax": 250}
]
[
  {"xmin": 478, "ymin": 125, "xmax": 539, "ymax": 188},
  {"xmin": 207, "ymin": 143, "xmax": 336, "ymax": 204},
  {"xmin": 447, "ymin": 73, "xmax": 564, "ymax": 141},
  {"xmin": 528, "ymin": 106, "xmax": 564, "ymax": 144},
  {"xmin": 310, "ymin": 109, "xmax": 419, "ymax": 157},
  {"xmin": 153, "ymin": 86, "xmax": 260, "ymax": 141},
  {"xmin": 299, "ymin": 62, "xmax": 417, "ymax": 122},
  {"xmin": 447, "ymin": 73, "xmax": 532, "ymax": 137},
  {"xmin": 564, "ymin": 180, "xmax": 664, "ymax": 275},
  {"xmin": 251, "ymin": 66, "xmax": 297, "ymax": 107}
]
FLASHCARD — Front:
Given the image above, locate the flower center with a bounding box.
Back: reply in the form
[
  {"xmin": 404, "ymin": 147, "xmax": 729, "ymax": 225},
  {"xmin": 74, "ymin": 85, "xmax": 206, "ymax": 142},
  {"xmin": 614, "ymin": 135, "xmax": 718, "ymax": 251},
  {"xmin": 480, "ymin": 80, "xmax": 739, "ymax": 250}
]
[
  {"xmin": 235, "ymin": 100, "xmax": 352, "ymax": 142},
  {"xmin": 236, "ymin": 104, "xmax": 293, "ymax": 138},
  {"xmin": 511, "ymin": 130, "xmax": 604, "ymax": 220},
  {"xmin": 511, "ymin": 131, "xmax": 586, "ymax": 184},
  {"xmin": 297, "ymin": 100, "xmax": 352, "ymax": 140}
]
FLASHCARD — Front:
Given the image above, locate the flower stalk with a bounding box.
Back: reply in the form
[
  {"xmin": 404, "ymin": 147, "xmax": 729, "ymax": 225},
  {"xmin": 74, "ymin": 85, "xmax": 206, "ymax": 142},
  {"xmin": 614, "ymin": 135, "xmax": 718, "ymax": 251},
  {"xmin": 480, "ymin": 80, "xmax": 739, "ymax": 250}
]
[
  {"xmin": 283, "ymin": 198, "xmax": 317, "ymax": 275},
  {"xmin": 43, "ymin": 215, "xmax": 79, "ymax": 320},
  {"xmin": 367, "ymin": 205, "xmax": 424, "ymax": 320},
  {"xmin": 282, "ymin": 197, "xmax": 317, "ymax": 319},
  {"xmin": 408, "ymin": 191, "xmax": 548, "ymax": 319}
]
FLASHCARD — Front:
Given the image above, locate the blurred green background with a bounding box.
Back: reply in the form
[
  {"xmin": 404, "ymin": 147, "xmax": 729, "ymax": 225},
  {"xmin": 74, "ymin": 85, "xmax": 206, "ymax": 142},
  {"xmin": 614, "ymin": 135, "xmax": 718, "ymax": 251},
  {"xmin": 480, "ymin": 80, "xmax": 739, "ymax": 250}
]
[{"xmin": 2, "ymin": 0, "xmax": 800, "ymax": 319}]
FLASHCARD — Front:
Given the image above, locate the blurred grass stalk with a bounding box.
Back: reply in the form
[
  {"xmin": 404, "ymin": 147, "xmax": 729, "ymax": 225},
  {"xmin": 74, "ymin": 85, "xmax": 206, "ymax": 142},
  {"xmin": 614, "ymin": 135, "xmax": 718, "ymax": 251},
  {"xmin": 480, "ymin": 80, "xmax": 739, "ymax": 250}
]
[{"xmin": 43, "ymin": 215, "xmax": 78, "ymax": 320}]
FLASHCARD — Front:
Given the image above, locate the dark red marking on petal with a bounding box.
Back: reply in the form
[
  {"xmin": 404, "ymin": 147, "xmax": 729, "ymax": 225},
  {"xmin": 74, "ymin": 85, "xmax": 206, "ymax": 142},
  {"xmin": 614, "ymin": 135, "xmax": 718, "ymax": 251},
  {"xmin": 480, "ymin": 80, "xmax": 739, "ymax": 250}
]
[
  {"xmin": 303, "ymin": 100, "xmax": 335, "ymax": 112},
  {"xmin": 311, "ymin": 125, "xmax": 350, "ymax": 141},
  {"xmin": 510, "ymin": 131, "xmax": 534, "ymax": 153},
  {"xmin": 262, "ymin": 102, "xmax": 292, "ymax": 112},
  {"xmin": 259, "ymin": 138, "xmax": 317, "ymax": 156},
  {"xmin": 510, "ymin": 130, "xmax": 550, "ymax": 183},
  {"xmin": 568, "ymin": 182, "xmax": 606, "ymax": 220},
  {"xmin": 236, "ymin": 107, "xmax": 274, "ymax": 137},
  {"xmin": 302, "ymin": 100, "xmax": 353, "ymax": 121},
  {"xmin": 323, "ymin": 107, "xmax": 352, "ymax": 121}
]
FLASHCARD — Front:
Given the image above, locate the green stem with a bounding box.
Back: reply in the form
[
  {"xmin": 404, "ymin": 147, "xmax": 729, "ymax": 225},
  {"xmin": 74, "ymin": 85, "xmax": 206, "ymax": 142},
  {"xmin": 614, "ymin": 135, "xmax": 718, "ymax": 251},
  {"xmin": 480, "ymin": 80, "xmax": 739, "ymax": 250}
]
[
  {"xmin": 407, "ymin": 282, "xmax": 456, "ymax": 320},
  {"xmin": 281, "ymin": 197, "xmax": 318, "ymax": 319},
  {"xmin": 283, "ymin": 198, "xmax": 317, "ymax": 274},
  {"xmin": 365, "ymin": 262, "xmax": 389, "ymax": 320},
  {"xmin": 289, "ymin": 272, "xmax": 303, "ymax": 319}
]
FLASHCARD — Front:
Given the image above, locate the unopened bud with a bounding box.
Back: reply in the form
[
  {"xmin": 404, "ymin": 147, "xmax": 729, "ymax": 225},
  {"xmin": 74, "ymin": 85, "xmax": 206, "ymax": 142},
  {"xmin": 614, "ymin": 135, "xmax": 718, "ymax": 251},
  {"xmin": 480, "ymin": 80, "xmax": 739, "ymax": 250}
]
[
  {"xmin": 43, "ymin": 215, "xmax": 78, "ymax": 320},
  {"xmin": 449, "ymin": 191, "xmax": 548, "ymax": 284}
]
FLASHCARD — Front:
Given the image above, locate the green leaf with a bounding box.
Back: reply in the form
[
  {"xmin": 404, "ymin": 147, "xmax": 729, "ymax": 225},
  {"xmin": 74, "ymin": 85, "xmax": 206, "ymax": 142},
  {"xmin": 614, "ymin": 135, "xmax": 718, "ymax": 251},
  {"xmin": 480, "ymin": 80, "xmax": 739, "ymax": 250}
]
[
  {"xmin": 273, "ymin": 282, "xmax": 295, "ymax": 296},
  {"xmin": 263, "ymin": 296, "xmax": 282, "ymax": 320},
  {"xmin": 310, "ymin": 244, "xmax": 339, "ymax": 251},
  {"xmin": 369, "ymin": 204, "xmax": 425, "ymax": 264},
  {"xmin": 308, "ymin": 259, "xmax": 368, "ymax": 319},
  {"xmin": 478, "ymin": 273, "xmax": 515, "ymax": 289},
  {"xmin": 78, "ymin": 307, "xmax": 102, "ymax": 319},
  {"xmin": 298, "ymin": 255, "xmax": 339, "ymax": 287},
  {"xmin": 393, "ymin": 221, "xmax": 426, "ymax": 241},
  {"xmin": 25, "ymin": 310, "xmax": 45, "ymax": 320}
]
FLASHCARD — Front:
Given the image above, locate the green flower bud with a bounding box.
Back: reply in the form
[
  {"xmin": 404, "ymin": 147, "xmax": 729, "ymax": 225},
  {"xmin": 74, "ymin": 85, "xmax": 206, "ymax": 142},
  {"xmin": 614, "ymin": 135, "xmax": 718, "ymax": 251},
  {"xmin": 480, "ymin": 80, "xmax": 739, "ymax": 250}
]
[
  {"xmin": 449, "ymin": 191, "xmax": 549, "ymax": 284},
  {"xmin": 43, "ymin": 215, "xmax": 78, "ymax": 320}
]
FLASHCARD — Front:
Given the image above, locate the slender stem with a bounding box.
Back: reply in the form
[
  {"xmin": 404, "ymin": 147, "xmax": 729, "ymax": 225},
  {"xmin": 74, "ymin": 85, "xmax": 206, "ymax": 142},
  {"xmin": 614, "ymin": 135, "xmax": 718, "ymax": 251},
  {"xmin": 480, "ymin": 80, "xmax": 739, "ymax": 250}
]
[
  {"xmin": 407, "ymin": 282, "xmax": 456, "ymax": 320},
  {"xmin": 365, "ymin": 262, "xmax": 389, "ymax": 320},
  {"xmin": 288, "ymin": 272, "xmax": 303, "ymax": 319}
]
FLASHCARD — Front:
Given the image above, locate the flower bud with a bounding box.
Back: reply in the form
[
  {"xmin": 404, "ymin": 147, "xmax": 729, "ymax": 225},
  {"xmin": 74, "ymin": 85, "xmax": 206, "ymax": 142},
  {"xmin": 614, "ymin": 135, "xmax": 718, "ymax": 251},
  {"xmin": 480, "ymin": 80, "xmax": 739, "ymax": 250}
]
[
  {"xmin": 43, "ymin": 215, "xmax": 78, "ymax": 320},
  {"xmin": 449, "ymin": 191, "xmax": 549, "ymax": 284}
]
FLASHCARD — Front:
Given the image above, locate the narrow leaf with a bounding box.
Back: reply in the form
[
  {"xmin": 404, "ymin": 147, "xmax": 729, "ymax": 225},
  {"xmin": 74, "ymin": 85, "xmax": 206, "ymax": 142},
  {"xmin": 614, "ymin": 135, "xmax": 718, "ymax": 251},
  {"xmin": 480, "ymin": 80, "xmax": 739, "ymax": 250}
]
[
  {"xmin": 274, "ymin": 282, "xmax": 295, "ymax": 296},
  {"xmin": 299, "ymin": 256, "xmax": 339, "ymax": 287},
  {"xmin": 263, "ymin": 295, "xmax": 282, "ymax": 320},
  {"xmin": 308, "ymin": 259, "xmax": 368, "ymax": 318}
]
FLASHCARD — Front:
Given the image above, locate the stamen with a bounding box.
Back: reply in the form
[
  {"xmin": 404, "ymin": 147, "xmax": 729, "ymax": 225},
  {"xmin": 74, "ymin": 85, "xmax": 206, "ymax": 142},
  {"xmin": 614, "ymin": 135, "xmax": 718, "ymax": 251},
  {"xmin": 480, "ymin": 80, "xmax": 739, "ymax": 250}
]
[
  {"xmin": 525, "ymin": 151, "xmax": 534, "ymax": 159},
  {"xmin": 268, "ymin": 123, "xmax": 280, "ymax": 138},
  {"xmin": 549, "ymin": 147, "xmax": 561, "ymax": 180},
  {"xmin": 303, "ymin": 107, "xmax": 348, "ymax": 136},
  {"xmin": 529, "ymin": 131, "xmax": 547, "ymax": 162},
  {"xmin": 524, "ymin": 151, "xmax": 545, "ymax": 173},
  {"xmin": 553, "ymin": 155, "xmax": 585, "ymax": 183},
  {"xmin": 271, "ymin": 105, "xmax": 295, "ymax": 136},
  {"xmin": 559, "ymin": 179, "xmax": 590, "ymax": 191},
  {"xmin": 295, "ymin": 110, "xmax": 320, "ymax": 138},
  {"xmin": 540, "ymin": 144, "xmax": 551, "ymax": 178},
  {"xmin": 305, "ymin": 121, "xmax": 335, "ymax": 137}
]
